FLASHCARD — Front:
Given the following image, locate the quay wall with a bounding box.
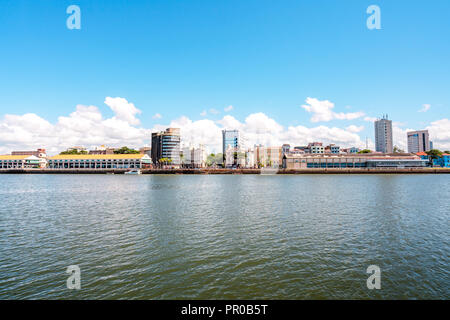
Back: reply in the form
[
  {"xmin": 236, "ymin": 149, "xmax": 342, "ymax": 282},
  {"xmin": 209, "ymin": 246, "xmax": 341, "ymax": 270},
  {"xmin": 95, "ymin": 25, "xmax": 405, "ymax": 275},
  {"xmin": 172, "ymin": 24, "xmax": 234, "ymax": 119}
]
[{"xmin": 1, "ymin": 168, "xmax": 450, "ymax": 174}]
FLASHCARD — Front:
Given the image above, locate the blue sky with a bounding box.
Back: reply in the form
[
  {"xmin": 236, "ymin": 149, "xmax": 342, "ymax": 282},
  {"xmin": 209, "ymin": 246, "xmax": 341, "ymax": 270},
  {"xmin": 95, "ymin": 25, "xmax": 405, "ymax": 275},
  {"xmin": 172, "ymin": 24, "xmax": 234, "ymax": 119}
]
[{"xmin": 0, "ymin": 0, "xmax": 449, "ymax": 153}]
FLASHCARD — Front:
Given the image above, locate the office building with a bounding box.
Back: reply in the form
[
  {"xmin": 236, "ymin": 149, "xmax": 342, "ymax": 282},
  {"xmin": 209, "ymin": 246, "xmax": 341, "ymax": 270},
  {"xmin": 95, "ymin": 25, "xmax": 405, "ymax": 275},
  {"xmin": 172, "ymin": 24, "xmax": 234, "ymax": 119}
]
[
  {"xmin": 374, "ymin": 115, "xmax": 393, "ymax": 153},
  {"xmin": 181, "ymin": 144, "xmax": 207, "ymax": 168},
  {"xmin": 152, "ymin": 128, "xmax": 181, "ymax": 167},
  {"xmin": 407, "ymin": 130, "xmax": 430, "ymax": 153},
  {"xmin": 222, "ymin": 130, "xmax": 242, "ymax": 167}
]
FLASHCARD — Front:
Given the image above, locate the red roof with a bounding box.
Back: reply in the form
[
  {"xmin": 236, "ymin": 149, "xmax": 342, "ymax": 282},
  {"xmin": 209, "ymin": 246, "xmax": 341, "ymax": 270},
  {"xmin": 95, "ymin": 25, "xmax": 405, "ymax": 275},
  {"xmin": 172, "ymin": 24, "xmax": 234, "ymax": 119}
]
[{"xmin": 416, "ymin": 152, "xmax": 428, "ymax": 156}]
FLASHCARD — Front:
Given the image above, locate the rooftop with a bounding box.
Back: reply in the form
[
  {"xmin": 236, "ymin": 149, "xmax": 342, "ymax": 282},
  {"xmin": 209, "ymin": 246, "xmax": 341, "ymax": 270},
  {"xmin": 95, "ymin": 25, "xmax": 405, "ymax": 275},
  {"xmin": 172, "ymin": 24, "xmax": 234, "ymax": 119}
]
[
  {"xmin": 49, "ymin": 154, "xmax": 149, "ymax": 160},
  {"xmin": 0, "ymin": 155, "xmax": 37, "ymax": 160}
]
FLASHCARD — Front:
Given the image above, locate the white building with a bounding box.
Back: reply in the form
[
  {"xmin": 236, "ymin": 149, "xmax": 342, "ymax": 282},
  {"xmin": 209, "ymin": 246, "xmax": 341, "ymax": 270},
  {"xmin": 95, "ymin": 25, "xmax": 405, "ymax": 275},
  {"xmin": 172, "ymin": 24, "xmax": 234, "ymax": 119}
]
[
  {"xmin": 245, "ymin": 149, "xmax": 255, "ymax": 168},
  {"xmin": 182, "ymin": 144, "xmax": 207, "ymax": 168},
  {"xmin": 0, "ymin": 155, "xmax": 44, "ymax": 169}
]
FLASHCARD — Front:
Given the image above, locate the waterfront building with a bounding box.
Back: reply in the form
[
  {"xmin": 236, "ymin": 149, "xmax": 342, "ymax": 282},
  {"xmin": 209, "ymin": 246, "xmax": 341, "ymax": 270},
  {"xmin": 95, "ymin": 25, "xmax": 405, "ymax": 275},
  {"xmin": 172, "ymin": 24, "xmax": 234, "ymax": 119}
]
[
  {"xmin": 139, "ymin": 147, "xmax": 151, "ymax": 156},
  {"xmin": 282, "ymin": 153, "xmax": 426, "ymax": 169},
  {"xmin": 255, "ymin": 146, "xmax": 283, "ymax": 168},
  {"xmin": 47, "ymin": 154, "xmax": 152, "ymax": 169},
  {"xmin": 0, "ymin": 155, "xmax": 43, "ymax": 169},
  {"xmin": 282, "ymin": 144, "xmax": 290, "ymax": 156},
  {"xmin": 151, "ymin": 128, "xmax": 181, "ymax": 167},
  {"xmin": 11, "ymin": 148, "xmax": 47, "ymax": 158},
  {"xmin": 407, "ymin": 130, "xmax": 430, "ymax": 153},
  {"xmin": 89, "ymin": 145, "xmax": 115, "ymax": 155},
  {"xmin": 181, "ymin": 144, "xmax": 207, "ymax": 168},
  {"xmin": 416, "ymin": 152, "xmax": 429, "ymax": 161},
  {"xmin": 222, "ymin": 130, "xmax": 243, "ymax": 167},
  {"xmin": 325, "ymin": 144, "xmax": 340, "ymax": 154},
  {"xmin": 374, "ymin": 115, "xmax": 394, "ymax": 153},
  {"xmin": 308, "ymin": 142, "xmax": 325, "ymax": 154},
  {"xmin": 291, "ymin": 148, "xmax": 306, "ymax": 155},
  {"xmin": 342, "ymin": 147, "xmax": 360, "ymax": 154},
  {"xmin": 245, "ymin": 148, "xmax": 255, "ymax": 168},
  {"xmin": 67, "ymin": 146, "xmax": 87, "ymax": 153},
  {"xmin": 432, "ymin": 154, "xmax": 450, "ymax": 168}
]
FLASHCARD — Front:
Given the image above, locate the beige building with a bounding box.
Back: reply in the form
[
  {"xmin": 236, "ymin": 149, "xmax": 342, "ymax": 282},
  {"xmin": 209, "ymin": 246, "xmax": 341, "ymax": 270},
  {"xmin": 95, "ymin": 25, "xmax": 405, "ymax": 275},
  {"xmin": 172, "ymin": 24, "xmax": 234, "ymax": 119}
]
[{"xmin": 255, "ymin": 146, "xmax": 282, "ymax": 168}]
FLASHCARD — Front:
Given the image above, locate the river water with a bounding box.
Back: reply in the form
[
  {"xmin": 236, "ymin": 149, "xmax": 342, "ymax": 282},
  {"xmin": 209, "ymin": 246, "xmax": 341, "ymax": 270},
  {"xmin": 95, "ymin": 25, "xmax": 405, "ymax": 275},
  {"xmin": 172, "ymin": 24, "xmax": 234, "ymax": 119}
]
[{"xmin": 0, "ymin": 174, "xmax": 448, "ymax": 299}]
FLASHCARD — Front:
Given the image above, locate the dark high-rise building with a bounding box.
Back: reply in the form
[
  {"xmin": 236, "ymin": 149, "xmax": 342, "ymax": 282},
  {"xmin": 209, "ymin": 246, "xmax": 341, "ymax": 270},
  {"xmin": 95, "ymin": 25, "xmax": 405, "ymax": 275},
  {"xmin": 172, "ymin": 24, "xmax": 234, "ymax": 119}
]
[{"xmin": 151, "ymin": 128, "xmax": 181, "ymax": 166}]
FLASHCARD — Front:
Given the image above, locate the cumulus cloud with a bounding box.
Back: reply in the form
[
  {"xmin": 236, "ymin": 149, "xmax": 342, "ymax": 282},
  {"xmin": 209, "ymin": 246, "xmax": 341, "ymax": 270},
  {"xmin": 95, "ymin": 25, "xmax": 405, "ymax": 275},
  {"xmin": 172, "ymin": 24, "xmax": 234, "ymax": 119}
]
[
  {"xmin": 0, "ymin": 99, "xmax": 150, "ymax": 155},
  {"xmin": 346, "ymin": 125, "xmax": 365, "ymax": 133},
  {"xmin": 301, "ymin": 97, "xmax": 365, "ymax": 122},
  {"xmin": 224, "ymin": 105, "xmax": 233, "ymax": 112},
  {"xmin": 418, "ymin": 104, "xmax": 431, "ymax": 113},
  {"xmin": 427, "ymin": 119, "xmax": 450, "ymax": 150},
  {"xmin": 157, "ymin": 112, "xmax": 368, "ymax": 153},
  {"xmin": 152, "ymin": 113, "xmax": 162, "ymax": 119},
  {"xmin": 3, "ymin": 96, "xmax": 447, "ymax": 156},
  {"xmin": 364, "ymin": 116, "xmax": 377, "ymax": 122},
  {"xmin": 104, "ymin": 97, "xmax": 142, "ymax": 125}
]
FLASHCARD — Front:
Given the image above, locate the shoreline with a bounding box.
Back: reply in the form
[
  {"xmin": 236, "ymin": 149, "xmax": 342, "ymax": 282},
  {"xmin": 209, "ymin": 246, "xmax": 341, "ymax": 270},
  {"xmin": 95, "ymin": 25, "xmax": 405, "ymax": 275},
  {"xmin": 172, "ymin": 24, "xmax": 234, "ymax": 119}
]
[{"xmin": 1, "ymin": 168, "xmax": 450, "ymax": 174}]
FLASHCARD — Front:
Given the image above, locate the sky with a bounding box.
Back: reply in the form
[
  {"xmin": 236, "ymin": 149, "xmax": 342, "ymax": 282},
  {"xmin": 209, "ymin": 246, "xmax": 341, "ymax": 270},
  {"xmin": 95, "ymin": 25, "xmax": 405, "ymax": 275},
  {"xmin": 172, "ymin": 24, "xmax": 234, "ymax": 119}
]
[{"xmin": 0, "ymin": 0, "xmax": 449, "ymax": 155}]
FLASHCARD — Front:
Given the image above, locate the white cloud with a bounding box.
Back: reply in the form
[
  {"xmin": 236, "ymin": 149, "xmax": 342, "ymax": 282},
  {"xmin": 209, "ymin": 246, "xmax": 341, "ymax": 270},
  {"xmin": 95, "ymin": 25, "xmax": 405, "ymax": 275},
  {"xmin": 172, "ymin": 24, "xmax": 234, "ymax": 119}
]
[
  {"xmin": 209, "ymin": 108, "xmax": 220, "ymax": 115},
  {"xmin": 4, "ymin": 96, "xmax": 446, "ymax": 157},
  {"xmin": 162, "ymin": 112, "xmax": 368, "ymax": 153},
  {"xmin": 418, "ymin": 104, "xmax": 431, "ymax": 113},
  {"xmin": 391, "ymin": 124, "xmax": 418, "ymax": 151},
  {"xmin": 0, "ymin": 99, "xmax": 150, "ymax": 155},
  {"xmin": 346, "ymin": 125, "xmax": 365, "ymax": 133},
  {"xmin": 301, "ymin": 97, "xmax": 365, "ymax": 122},
  {"xmin": 364, "ymin": 116, "xmax": 377, "ymax": 122},
  {"xmin": 224, "ymin": 105, "xmax": 233, "ymax": 112},
  {"xmin": 152, "ymin": 113, "xmax": 162, "ymax": 119},
  {"xmin": 200, "ymin": 110, "xmax": 207, "ymax": 117},
  {"xmin": 104, "ymin": 97, "xmax": 142, "ymax": 125},
  {"xmin": 427, "ymin": 119, "xmax": 450, "ymax": 150}
]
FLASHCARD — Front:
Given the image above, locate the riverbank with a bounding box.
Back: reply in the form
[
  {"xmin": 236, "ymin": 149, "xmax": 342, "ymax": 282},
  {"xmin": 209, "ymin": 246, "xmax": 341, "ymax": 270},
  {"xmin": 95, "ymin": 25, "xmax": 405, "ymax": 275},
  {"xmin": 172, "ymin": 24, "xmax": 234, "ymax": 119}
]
[{"xmin": 1, "ymin": 168, "xmax": 450, "ymax": 174}]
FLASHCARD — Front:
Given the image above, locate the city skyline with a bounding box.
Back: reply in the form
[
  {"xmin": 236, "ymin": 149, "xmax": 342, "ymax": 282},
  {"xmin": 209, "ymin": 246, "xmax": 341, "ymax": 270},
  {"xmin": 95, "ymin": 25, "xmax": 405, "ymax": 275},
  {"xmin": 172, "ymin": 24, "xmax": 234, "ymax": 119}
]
[
  {"xmin": 0, "ymin": 95, "xmax": 448, "ymax": 155},
  {"xmin": 1, "ymin": 1, "xmax": 450, "ymax": 154}
]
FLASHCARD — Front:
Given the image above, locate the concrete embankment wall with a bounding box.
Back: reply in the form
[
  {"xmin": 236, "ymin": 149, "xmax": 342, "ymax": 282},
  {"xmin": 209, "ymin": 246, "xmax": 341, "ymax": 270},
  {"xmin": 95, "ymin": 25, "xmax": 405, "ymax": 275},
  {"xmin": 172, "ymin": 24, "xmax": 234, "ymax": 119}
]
[{"xmin": 1, "ymin": 168, "xmax": 450, "ymax": 174}]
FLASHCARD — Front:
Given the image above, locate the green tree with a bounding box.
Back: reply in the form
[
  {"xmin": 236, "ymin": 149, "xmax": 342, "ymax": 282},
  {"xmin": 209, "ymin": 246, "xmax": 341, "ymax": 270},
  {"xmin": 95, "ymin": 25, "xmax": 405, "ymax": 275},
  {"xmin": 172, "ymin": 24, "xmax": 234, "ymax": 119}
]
[
  {"xmin": 358, "ymin": 149, "xmax": 371, "ymax": 154},
  {"xmin": 206, "ymin": 153, "xmax": 223, "ymax": 167},
  {"xmin": 60, "ymin": 149, "xmax": 87, "ymax": 155},
  {"xmin": 426, "ymin": 149, "xmax": 443, "ymax": 167},
  {"xmin": 114, "ymin": 146, "xmax": 140, "ymax": 154},
  {"xmin": 393, "ymin": 145, "xmax": 405, "ymax": 153}
]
